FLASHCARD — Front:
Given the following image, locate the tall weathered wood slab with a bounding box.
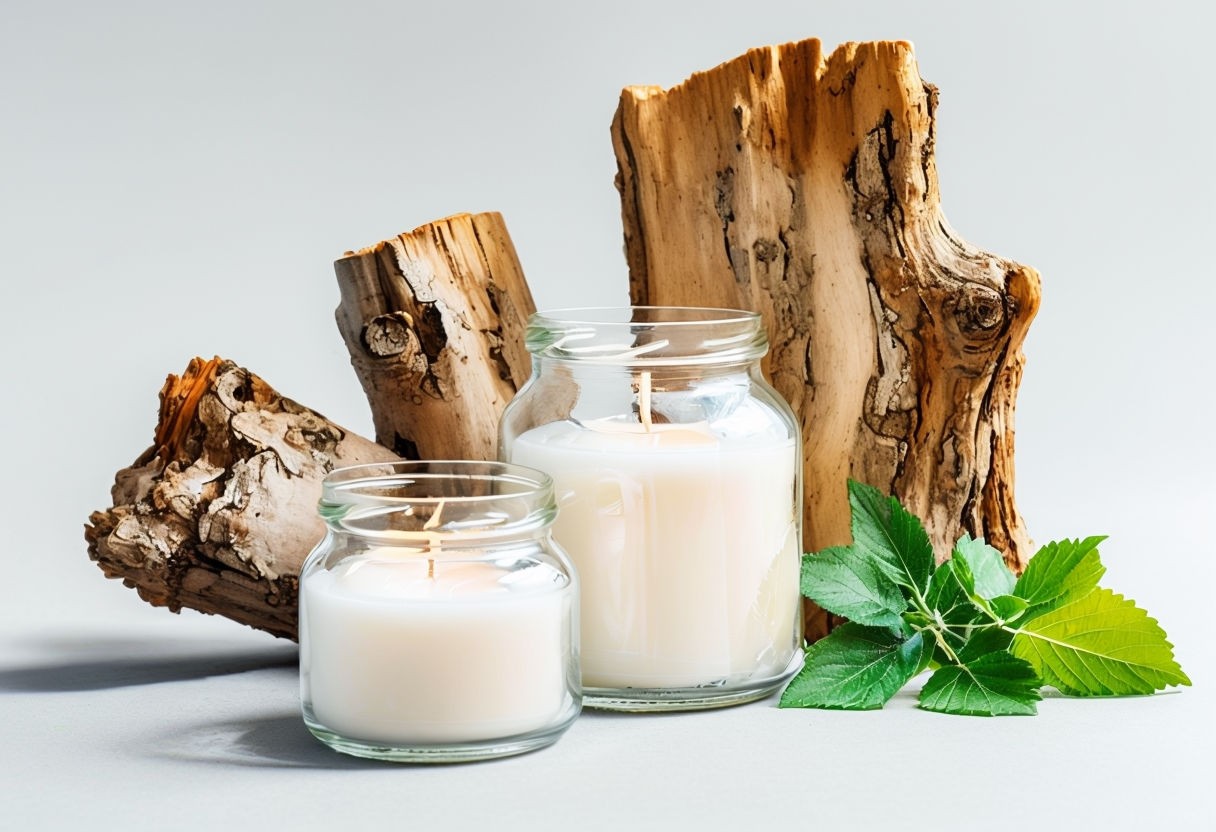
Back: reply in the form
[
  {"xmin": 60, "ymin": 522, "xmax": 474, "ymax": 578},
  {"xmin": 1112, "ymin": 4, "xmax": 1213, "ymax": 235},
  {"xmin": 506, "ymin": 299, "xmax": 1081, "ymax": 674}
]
[{"xmin": 613, "ymin": 40, "xmax": 1040, "ymax": 636}]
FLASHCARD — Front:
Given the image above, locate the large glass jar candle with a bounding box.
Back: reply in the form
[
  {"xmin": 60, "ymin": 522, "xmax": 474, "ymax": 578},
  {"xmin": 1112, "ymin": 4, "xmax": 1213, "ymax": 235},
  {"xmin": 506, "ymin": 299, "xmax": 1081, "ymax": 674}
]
[
  {"xmin": 299, "ymin": 461, "xmax": 581, "ymax": 762},
  {"xmin": 499, "ymin": 307, "xmax": 803, "ymax": 711}
]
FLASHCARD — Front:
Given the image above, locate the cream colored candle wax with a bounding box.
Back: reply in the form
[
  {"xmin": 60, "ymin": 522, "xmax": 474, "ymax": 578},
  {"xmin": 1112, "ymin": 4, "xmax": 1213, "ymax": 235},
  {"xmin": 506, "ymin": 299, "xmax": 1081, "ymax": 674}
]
[
  {"xmin": 301, "ymin": 552, "xmax": 573, "ymax": 744},
  {"xmin": 510, "ymin": 420, "xmax": 799, "ymax": 690}
]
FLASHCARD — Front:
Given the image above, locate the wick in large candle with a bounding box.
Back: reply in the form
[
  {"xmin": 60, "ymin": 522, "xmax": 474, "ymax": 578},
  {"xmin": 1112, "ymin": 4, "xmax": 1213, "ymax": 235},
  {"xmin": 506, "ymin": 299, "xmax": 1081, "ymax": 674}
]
[
  {"xmin": 638, "ymin": 370, "xmax": 653, "ymax": 432},
  {"xmin": 422, "ymin": 499, "xmax": 446, "ymax": 579}
]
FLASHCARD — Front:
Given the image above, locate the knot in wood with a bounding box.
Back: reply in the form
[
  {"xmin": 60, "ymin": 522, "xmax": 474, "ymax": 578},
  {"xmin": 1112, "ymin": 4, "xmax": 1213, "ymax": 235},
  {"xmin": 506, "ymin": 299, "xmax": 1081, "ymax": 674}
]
[
  {"xmin": 950, "ymin": 284, "xmax": 1006, "ymax": 337},
  {"xmin": 214, "ymin": 367, "xmax": 257, "ymax": 410},
  {"xmin": 753, "ymin": 238, "xmax": 782, "ymax": 263},
  {"xmin": 362, "ymin": 312, "xmax": 416, "ymax": 358},
  {"xmin": 288, "ymin": 413, "xmax": 342, "ymax": 456}
]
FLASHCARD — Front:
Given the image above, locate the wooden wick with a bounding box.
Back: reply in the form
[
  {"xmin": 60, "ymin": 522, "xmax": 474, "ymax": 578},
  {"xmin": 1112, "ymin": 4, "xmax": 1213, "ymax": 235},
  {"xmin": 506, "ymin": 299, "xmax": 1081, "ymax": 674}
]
[
  {"xmin": 423, "ymin": 499, "xmax": 446, "ymax": 579},
  {"xmin": 638, "ymin": 371, "xmax": 653, "ymax": 432}
]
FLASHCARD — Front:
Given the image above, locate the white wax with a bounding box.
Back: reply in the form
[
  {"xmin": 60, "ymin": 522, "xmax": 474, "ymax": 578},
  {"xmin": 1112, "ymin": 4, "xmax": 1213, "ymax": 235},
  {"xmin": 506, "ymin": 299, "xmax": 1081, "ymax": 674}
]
[
  {"xmin": 510, "ymin": 420, "xmax": 799, "ymax": 689},
  {"xmin": 301, "ymin": 553, "xmax": 571, "ymax": 744}
]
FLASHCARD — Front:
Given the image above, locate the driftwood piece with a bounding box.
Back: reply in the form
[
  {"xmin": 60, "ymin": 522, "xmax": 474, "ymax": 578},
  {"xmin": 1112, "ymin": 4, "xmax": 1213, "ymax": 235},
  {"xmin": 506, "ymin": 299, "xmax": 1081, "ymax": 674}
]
[
  {"xmin": 85, "ymin": 358, "xmax": 398, "ymax": 638},
  {"xmin": 612, "ymin": 39, "xmax": 1041, "ymax": 637},
  {"xmin": 334, "ymin": 212, "xmax": 536, "ymax": 461}
]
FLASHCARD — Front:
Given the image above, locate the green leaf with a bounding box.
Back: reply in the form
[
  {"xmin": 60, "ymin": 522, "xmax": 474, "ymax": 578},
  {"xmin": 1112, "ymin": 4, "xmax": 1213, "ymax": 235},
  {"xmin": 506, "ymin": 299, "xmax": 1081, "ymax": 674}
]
[
  {"xmin": 990, "ymin": 594, "xmax": 1030, "ymax": 624},
  {"xmin": 922, "ymin": 561, "xmax": 984, "ymax": 663},
  {"xmin": 926, "ymin": 560, "xmax": 967, "ymax": 616},
  {"xmin": 926, "ymin": 560, "xmax": 986, "ymax": 629},
  {"xmin": 958, "ymin": 626, "xmax": 1014, "ymax": 659},
  {"xmin": 1015, "ymin": 537, "xmax": 1107, "ymax": 618},
  {"xmin": 945, "ymin": 550, "xmax": 977, "ymax": 596},
  {"xmin": 1010, "ymin": 587, "xmax": 1191, "ymax": 696},
  {"xmin": 918, "ymin": 650, "xmax": 1042, "ymax": 716},
  {"xmin": 800, "ymin": 546, "xmax": 905, "ymax": 628},
  {"xmin": 847, "ymin": 480, "xmax": 933, "ymax": 595},
  {"xmin": 952, "ymin": 535, "xmax": 1016, "ymax": 599},
  {"xmin": 786, "ymin": 487, "xmax": 1185, "ymax": 718},
  {"xmin": 780, "ymin": 623, "xmax": 930, "ymax": 710}
]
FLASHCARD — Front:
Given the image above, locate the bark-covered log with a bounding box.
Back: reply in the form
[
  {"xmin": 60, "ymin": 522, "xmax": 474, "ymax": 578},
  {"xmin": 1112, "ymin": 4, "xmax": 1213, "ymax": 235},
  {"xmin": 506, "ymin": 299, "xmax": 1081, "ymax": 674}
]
[
  {"xmin": 85, "ymin": 357, "xmax": 398, "ymax": 638},
  {"xmin": 612, "ymin": 39, "xmax": 1041, "ymax": 638},
  {"xmin": 334, "ymin": 212, "xmax": 536, "ymax": 461}
]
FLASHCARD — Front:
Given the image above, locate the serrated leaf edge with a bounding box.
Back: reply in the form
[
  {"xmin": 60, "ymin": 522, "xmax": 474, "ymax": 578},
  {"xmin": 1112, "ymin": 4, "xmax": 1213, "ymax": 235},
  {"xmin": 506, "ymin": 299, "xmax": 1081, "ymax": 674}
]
[
  {"xmin": 848, "ymin": 480, "xmax": 932, "ymax": 594},
  {"xmin": 1010, "ymin": 588, "xmax": 1191, "ymax": 695},
  {"xmin": 800, "ymin": 548, "xmax": 904, "ymax": 627},
  {"xmin": 918, "ymin": 653, "xmax": 1042, "ymax": 717},
  {"xmin": 780, "ymin": 627, "xmax": 924, "ymax": 710}
]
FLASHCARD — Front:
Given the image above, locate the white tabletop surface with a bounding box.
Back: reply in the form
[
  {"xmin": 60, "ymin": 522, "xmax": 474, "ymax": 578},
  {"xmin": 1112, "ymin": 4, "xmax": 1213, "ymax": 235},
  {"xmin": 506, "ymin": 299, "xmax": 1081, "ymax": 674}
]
[{"xmin": 2, "ymin": 1, "xmax": 1212, "ymax": 830}]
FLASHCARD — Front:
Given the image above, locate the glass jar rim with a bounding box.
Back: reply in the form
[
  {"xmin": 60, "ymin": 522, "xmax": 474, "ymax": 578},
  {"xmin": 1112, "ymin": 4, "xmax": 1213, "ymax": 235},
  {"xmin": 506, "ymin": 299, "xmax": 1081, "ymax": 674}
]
[
  {"xmin": 320, "ymin": 460, "xmax": 555, "ymax": 544},
  {"xmin": 526, "ymin": 306, "xmax": 768, "ymax": 366}
]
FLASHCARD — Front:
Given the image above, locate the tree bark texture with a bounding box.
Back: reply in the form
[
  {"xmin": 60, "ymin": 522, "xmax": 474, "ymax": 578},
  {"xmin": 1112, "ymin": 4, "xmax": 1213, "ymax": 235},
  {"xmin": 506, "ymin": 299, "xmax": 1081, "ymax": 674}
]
[
  {"xmin": 612, "ymin": 39, "xmax": 1041, "ymax": 637},
  {"xmin": 334, "ymin": 212, "xmax": 536, "ymax": 461},
  {"xmin": 85, "ymin": 358, "xmax": 398, "ymax": 639}
]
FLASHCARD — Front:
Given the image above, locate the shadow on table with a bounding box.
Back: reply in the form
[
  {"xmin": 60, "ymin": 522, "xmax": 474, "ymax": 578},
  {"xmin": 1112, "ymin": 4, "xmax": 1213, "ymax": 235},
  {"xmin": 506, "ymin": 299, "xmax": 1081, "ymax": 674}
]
[
  {"xmin": 160, "ymin": 712, "xmax": 506, "ymax": 770},
  {"xmin": 157, "ymin": 712, "xmax": 387, "ymax": 770},
  {"xmin": 0, "ymin": 636, "xmax": 297, "ymax": 692}
]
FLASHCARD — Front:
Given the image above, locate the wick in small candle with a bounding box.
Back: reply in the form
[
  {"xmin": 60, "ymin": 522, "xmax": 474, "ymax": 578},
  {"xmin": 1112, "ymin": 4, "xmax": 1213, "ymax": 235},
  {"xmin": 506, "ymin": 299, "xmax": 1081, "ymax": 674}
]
[
  {"xmin": 422, "ymin": 500, "xmax": 446, "ymax": 532},
  {"xmin": 423, "ymin": 500, "xmax": 446, "ymax": 580},
  {"xmin": 638, "ymin": 370, "xmax": 653, "ymax": 432}
]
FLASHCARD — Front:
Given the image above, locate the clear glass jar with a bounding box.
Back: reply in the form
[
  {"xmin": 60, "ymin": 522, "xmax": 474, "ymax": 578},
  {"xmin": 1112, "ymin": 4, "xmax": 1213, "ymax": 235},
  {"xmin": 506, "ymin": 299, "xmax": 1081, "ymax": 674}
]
[
  {"xmin": 499, "ymin": 307, "xmax": 803, "ymax": 711},
  {"xmin": 299, "ymin": 461, "xmax": 581, "ymax": 762}
]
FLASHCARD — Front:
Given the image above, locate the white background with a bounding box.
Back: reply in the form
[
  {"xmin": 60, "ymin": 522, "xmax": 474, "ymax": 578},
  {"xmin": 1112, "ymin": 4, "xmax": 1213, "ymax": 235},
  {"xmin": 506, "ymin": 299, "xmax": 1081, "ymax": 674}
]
[{"xmin": 2, "ymin": 1, "xmax": 1212, "ymax": 829}]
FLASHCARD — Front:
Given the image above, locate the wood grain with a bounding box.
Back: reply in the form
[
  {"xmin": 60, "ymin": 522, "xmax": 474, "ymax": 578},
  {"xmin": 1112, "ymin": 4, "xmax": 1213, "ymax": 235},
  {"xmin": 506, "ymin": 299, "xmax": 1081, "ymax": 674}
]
[{"xmin": 613, "ymin": 40, "xmax": 1040, "ymax": 637}]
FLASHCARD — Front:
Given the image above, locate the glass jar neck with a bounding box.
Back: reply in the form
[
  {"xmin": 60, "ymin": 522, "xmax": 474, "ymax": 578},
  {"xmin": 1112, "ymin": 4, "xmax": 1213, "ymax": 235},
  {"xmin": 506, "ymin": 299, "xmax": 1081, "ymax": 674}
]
[
  {"xmin": 319, "ymin": 461, "xmax": 556, "ymax": 549},
  {"xmin": 526, "ymin": 306, "xmax": 768, "ymax": 369},
  {"xmin": 530, "ymin": 356, "xmax": 760, "ymax": 382}
]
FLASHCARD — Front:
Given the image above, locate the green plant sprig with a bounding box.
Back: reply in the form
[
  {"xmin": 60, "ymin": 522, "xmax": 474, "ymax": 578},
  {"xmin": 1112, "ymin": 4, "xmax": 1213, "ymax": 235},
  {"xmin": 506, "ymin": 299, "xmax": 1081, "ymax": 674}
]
[{"xmin": 779, "ymin": 481, "xmax": 1190, "ymax": 716}]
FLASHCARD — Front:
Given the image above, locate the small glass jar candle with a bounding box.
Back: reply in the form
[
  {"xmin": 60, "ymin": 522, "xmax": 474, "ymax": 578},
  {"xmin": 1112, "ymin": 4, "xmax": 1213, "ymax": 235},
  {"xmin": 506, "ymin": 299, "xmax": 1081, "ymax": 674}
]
[
  {"xmin": 299, "ymin": 461, "xmax": 581, "ymax": 762},
  {"xmin": 499, "ymin": 307, "xmax": 803, "ymax": 711}
]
